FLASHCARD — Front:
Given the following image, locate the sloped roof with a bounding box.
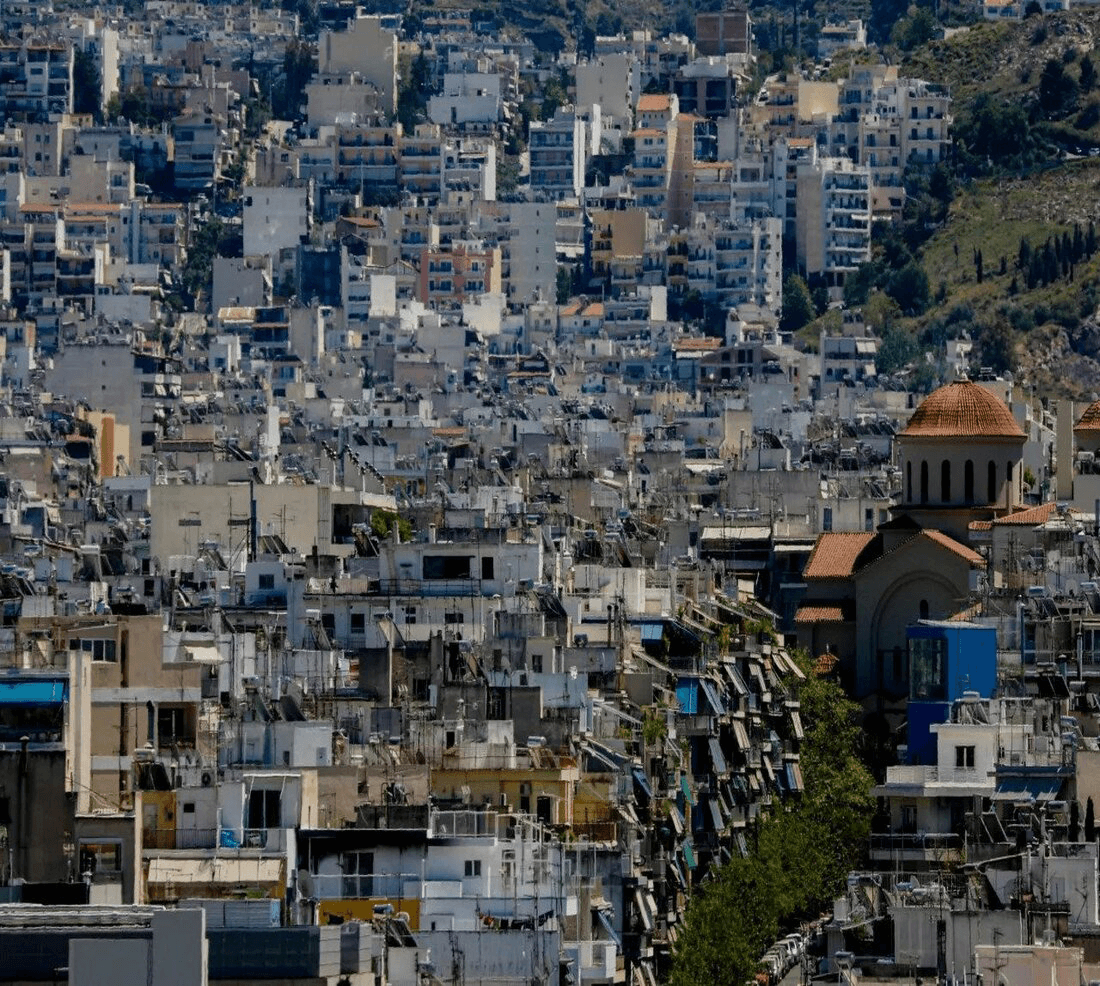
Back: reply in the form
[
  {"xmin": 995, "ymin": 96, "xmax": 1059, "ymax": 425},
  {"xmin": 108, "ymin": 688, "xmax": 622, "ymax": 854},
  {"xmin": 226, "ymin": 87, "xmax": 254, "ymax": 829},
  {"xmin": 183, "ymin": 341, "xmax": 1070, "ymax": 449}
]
[
  {"xmin": 919, "ymin": 528, "xmax": 985, "ymax": 566},
  {"xmin": 794, "ymin": 602, "xmax": 855, "ymax": 624},
  {"xmin": 1076, "ymin": 400, "xmax": 1100, "ymax": 433},
  {"xmin": 992, "ymin": 501, "xmax": 1057, "ymax": 526},
  {"xmin": 802, "ymin": 531, "xmax": 877, "ymax": 579}
]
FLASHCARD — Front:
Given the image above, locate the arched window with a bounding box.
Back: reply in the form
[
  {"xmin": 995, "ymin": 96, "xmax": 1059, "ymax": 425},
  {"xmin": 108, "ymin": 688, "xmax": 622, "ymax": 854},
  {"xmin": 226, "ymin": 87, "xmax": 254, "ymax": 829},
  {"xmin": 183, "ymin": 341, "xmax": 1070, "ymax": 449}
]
[
  {"xmin": 920, "ymin": 460, "xmax": 929, "ymax": 504},
  {"xmin": 964, "ymin": 459, "xmax": 974, "ymax": 502},
  {"xmin": 987, "ymin": 461, "xmax": 997, "ymax": 504},
  {"xmin": 907, "ymin": 461, "xmax": 912, "ymax": 502},
  {"xmin": 940, "ymin": 460, "xmax": 951, "ymax": 503},
  {"xmin": 919, "ymin": 599, "xmax": 929, "ymax": 620}
]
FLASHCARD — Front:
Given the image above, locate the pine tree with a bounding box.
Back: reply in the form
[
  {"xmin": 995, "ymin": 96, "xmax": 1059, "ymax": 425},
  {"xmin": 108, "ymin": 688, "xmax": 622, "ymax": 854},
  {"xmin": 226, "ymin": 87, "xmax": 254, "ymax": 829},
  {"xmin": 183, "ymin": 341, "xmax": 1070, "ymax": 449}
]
[{"xmin": 1086, "ymin": 797, "xmax": 1096, "ymax": 842}]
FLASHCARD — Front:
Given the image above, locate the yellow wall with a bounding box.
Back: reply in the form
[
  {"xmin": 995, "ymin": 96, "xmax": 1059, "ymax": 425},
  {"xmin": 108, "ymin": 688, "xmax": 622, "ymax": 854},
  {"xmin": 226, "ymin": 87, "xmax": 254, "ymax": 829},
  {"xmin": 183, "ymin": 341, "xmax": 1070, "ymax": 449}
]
[{"xmin": 320, "ymin": 897, "xmax": 421, "ymax": 929}]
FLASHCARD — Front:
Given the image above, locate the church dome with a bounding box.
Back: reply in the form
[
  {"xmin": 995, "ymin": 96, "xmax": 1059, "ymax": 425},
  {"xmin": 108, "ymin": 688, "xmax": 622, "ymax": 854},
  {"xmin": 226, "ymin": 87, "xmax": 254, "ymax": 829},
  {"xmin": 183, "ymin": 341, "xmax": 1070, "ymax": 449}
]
[{"xmin": 899, "ymin": 379, "xmax": 1024, "ymax": 440}]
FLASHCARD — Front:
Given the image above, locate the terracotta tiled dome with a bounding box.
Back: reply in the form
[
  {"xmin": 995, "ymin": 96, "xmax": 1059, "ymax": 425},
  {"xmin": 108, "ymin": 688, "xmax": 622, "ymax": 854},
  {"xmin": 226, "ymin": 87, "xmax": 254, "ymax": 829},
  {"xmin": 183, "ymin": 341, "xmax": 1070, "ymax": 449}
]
[
  {"xmin": 899, "ymin": 380, "xmax": 1025, "ymax": 439},
  {"xmin": 1075, "ymin": 400, "xmax": 1100, "ymax": 434}
]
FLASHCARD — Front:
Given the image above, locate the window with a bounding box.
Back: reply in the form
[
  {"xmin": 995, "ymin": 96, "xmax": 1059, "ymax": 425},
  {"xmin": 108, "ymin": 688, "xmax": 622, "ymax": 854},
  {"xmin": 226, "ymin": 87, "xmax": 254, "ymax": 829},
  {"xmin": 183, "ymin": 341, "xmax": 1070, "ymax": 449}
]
[
  {"xmin": 444, "ymin": 612, "xmax": 464, "ymax": 625},
  {"xmin": 964, "ymin": 459, "xmax": 974, "ymax": 502},
  {"xmin": 350, "ymin": 613, "xmax": 365, "ymax": 633},
  {"xmin": 247, "ymin": 789, "xmax": 281, "ymax": 829},
  {"xmin": 988, "ymin": 460, "xmax": 997, "ymax": 503},
  {"xmin": 531, "ymin": 653, "xmax": 543, "ymax": 673},
  {"xmin": 940, "ymin": 460, "xmax": 951, "ymax": 503},
  {"xmin": 464, "ymin": 859, "xmax": 482, "ymax": 877},
  {"xmin": 920, "ymin": 460, "xmax": 929, "ymax": 504},
  {"xmin": 258, "ymin": 573, "xmax": 275, "ymax": 590},
  {"xmin": 823, "ymin": 506, "xmax": 833, "ymax": 532},
  {"xmin": 909, "ymin": 635, "xmax": 947, "ymax": 701},
  {"xmin": 955, "ymin": 745, "xmax": 975, "ymax": 769},
  {"xmin": 423, "ymin": 555, "xmax": 472, "ymax": 579},
  {"xmin": 901, "ymin": 804, "xmax": 917, "ymax": 833},
  {"xmin": 481, "ymin": 557, "xmax": 495, "ymax": 579},
  {"xmin": 403, "ymin": 606, "xmax": 417, "ymax": 624},
  {"xmin": 75, "ymin": 638, "xmax": 117, "ymax": 662},
  {"xmin": 79, "ymin": 841, "xmax": 121, "ymax": 876}
]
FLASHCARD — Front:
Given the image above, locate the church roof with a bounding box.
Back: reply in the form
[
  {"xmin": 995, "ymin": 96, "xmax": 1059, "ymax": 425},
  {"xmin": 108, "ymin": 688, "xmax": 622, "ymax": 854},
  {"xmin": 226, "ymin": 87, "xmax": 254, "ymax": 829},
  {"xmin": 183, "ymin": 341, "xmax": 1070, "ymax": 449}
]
[
  {"xmin": 1075, "ymin": 400, "xmax": 1100, "ymax": 433},
  {"xmin": 899, "ymin": 380, "xmax": 1025, "ymax": 440}
]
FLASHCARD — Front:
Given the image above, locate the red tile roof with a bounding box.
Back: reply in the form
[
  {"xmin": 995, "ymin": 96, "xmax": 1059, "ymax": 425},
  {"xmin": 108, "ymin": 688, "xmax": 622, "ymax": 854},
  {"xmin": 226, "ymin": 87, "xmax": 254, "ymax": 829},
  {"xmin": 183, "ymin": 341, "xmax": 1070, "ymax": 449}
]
[
  {"xmin": 899, "ymin": 380, "xmax": 1025, "ymax": 439},
  {"xmin": 794, "ymin": 603, "xmax": 853, "ymax": 624},
  {"xmin": 802, "ymin": 531, "xmax": 876, "ymax": 579},
  {"xmin": 1076, "ymin": 400, "xmax": 1100, "ymax": 433},
  {"xmin": 992, "ymin": 501, "xmax": 1057, "ymax": 526},
  {"xmin": 919, "ymin": 529, "xmax": 985, "ymax": 566}
]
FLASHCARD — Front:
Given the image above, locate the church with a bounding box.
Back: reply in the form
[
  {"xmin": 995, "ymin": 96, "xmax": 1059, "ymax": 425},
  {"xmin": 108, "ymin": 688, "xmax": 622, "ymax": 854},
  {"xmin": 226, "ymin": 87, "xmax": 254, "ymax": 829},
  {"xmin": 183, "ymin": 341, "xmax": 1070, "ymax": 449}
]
[{"xmin": 794, "ymin": 378, "xmax": 1026, "ymax": 704}]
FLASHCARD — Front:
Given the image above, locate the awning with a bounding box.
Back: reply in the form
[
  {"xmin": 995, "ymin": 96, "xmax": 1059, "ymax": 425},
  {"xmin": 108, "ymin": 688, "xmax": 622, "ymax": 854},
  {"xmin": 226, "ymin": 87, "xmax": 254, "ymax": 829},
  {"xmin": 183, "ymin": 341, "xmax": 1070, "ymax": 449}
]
[
  {"xmin": 789, "ymin": 710, "xmax": 804, "ymax": 741},
  {"xmin": 708, "ymin": 798, "xmax": 725, "ymax": 832},
  {"xmin": 699, "ymin": 679, "xmax": 726, "ymax": 716},
  {"xmin": 682, "ymin": 839, "xmax": 697, "ymax": 870},
  {"xmin": 993, "ymin": 779, "xmax": 1063, "ymax": 801},
  {"xmin": 667, "ymin": 804, "xmax": 685, "ymax": 836},
  {"xmin": 634, "ymin": 888, "xmax": 654, "ymax": 932},
  {"xmin": 708, "ymin": 737, "xmax": 728, "ymax": 775},
  {"xmin": 722, "ymin": 663, "xmax": 748, "ymax": 697},
  {"xmin": 183, "ymin": 644, "xmax": 221, "ymax": 664},
  {"xmin": 735, "ymin": 831, "xmax": 749, "ymax": 857},
  {"xmin": 0, "ymin": 679, "xmax": 66, "ymax": 704},
  {"xmin": 785, "ymin": 762, "xmax": 804, "ymax": 793},
  {"xmin": 595, "ymin": 908, "xmax": 622, "ymax": 948},
  {"xmin": 633, "ymin": 768, "xmax": 653, "ymax": 802},
  {"xmin": 680, "ymin": 774, "xmax": 694, "ymax": 806},
  {"xmin": 731, "ymin": 719, "xmax": 750, "ymax": 751}
]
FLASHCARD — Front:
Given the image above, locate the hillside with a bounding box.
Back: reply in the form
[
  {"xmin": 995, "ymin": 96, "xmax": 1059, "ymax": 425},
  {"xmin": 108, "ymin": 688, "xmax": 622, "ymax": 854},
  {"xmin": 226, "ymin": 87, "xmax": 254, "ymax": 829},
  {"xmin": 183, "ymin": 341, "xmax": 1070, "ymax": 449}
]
[{"xmin": 885, "ymin": 11, "xmax": 1100, "ymax": 398}]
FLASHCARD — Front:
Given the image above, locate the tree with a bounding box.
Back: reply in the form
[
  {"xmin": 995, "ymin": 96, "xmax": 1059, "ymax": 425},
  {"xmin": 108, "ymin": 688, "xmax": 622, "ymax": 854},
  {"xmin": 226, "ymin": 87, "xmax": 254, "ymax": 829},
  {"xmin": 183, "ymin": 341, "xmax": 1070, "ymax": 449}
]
[
  {"xmin": 891, "ymin": 5, "xmax": 936, "ymax": 52},
  {"xmin": 1070, "ymin": 801, "xmax": 1081, "ymax": 842},
  {"xmin": 780, "ymin": 273, "xmax": 815, "ymax": 333},
  {"xmin": 397, "ymin": 51, "xmax": 432, "ymax": 133},
  {"xmin": 555, "ymin": 266, "xmax": 572, "ymax": 305},
  {"xmin": 72, "ymin": 48, "xmax": 101, "ymax": 120},
  {"xmin": 875, "ymin": 320, "xmax": 919, "ymax": 376},
  {"xmin": 670, "ymin": 653, "xmax": 873, "ymax": 986},
  {"xmin": 278, "ymin": 40, "xmax": 316, "ymax": 121},
  {"xmin": 1087, "ymin": 797, "xmax": 1096, "ymax": 842},
  {"xmin": 1039, "ymin": 58, "xmax": 1079, "ymax": 119},
  {"xmin": 886, "ymin": 261, "xmax": 931, "ymax": 315},
  {"xmin": 975, "ymin": 317, "xmax": 1016, "ymax": 375},
  {"xmin": 1082, "ymin": 54, "xmax": 1097, "ymax": 93}
]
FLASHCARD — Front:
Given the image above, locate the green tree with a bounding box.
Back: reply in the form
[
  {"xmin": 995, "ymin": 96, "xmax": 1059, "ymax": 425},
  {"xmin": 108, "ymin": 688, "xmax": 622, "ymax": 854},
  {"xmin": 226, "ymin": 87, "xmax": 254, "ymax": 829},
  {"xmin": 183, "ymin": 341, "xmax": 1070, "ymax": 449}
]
[
  {"xmin": 875, "ymin": 321, "xmax": 919, "ymax": 376},
  {"xmin": 780, "ymin": 273, "xmax": 815, "ymax": 333},
  {"xmin": 975, "ymin": 316, "xmax": 1016, "ymax": 375},
  {"xmin": 891, "ymin": 5, "xmax": 936, "ymax": 52},
  {"xmin": 72, "ymin": 48, "xmax": 101, "ymax": 120},
  {"xmin": 278, "ymin": 40, "xmax": 316, "ymax": 120},
  {"xmin": 398, "ymin": 51, "xmax": 432, "ymax": 132},
  {"xmin": 671, "ymin": 655, "xmax": 873, "ymax": 986},
  {"xmin": 1040, "ymin": 58, "xmax": 1079, "ymax": 119},
  {"xmin": 1081, "ymin": 54, "xmax": 1097, "ymax": 93},
  {"xmin": 886, "ymin": 261, "xmax": 931, "ymax": 315},
  {"xmin": 1087, "ymin": 797, "xmax": 1096, "ymax": 842}
]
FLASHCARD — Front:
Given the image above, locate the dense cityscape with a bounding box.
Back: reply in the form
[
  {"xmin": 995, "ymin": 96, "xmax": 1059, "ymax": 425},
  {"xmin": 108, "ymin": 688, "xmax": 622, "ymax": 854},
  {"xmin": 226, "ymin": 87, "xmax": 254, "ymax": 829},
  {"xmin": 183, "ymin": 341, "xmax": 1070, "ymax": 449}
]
[{"xmin": 0, "ymin": 0, "xmax": 1099, "ymax": 985}]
